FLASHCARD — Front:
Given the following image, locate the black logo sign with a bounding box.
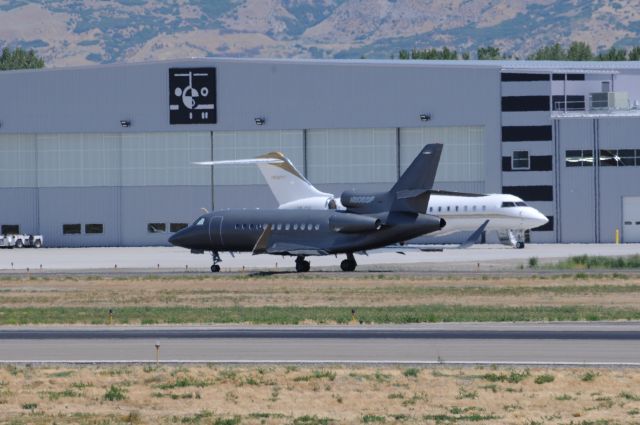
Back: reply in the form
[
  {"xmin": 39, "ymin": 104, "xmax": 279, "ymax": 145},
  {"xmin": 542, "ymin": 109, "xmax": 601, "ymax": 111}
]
[{"xmin": 169, "ymin": 67, "xmax": 216, "ymax": 124}]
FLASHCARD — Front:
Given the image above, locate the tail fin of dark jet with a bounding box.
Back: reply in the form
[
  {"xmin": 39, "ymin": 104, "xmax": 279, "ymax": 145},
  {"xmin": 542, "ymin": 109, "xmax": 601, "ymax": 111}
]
[
  {"xmin": 340, "ymin": 143, "xmax": 443, "ymax": 215},
  {"xmin": 391, "ymin": 143, "xmax": 443, "ymax": 194},
  {"xmin": 389, "ymin": 143, "xmax": 442, "ymax": 213}
]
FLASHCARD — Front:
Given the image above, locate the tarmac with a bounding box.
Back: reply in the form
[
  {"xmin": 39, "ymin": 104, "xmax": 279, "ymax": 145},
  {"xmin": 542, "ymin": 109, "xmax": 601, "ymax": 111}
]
[
  {"xmin": 1, "ymin": 243, "xmax": 639, "ymax": 273},
  {"xmin": 1, "ymin": 323, "xmax": 639, "ymax": 365}
]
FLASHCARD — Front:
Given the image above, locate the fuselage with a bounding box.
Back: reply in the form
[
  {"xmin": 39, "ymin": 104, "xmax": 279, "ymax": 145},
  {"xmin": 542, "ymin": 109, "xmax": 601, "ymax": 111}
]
[
  {"xmin": 169, "ymin": 209, "xmax": 444, "ymax": 255},
  {"xmin": 425, "ymin": 193, "xmax": 548, "ymax": 236}
]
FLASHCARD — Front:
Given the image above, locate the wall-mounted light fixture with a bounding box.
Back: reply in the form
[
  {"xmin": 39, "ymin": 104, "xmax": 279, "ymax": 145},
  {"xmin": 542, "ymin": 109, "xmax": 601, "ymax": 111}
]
[
  {"xmin": 120, "ymin": 120, "xmax": 131, "ymax": 128},
  {"xmin": 254, "ymin": 117, "xmax": 265, "ymax": 126},
  {"xmin": 419, "ymin": 113, "xmax": 431, "ymax": 122}
]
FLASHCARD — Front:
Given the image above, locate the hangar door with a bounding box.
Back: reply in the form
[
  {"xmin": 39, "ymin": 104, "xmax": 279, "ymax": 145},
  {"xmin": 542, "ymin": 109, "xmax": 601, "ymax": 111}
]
[{"xmin": 623, "ymin": 197, "xmax": 640, "ymax": 242}]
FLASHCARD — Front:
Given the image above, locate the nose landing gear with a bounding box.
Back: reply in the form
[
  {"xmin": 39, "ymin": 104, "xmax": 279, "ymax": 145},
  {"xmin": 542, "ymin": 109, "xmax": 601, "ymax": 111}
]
[
  {"xmin": 340, "ymin": 253, "xmax": 357, "ymax": 272},
  {"xmin": 295, "ymin": 256, "xmax": 310, "ymax": 273},
  {"xmin": 210, "ymin": 251, "xmax": 221, "ymax": 273}
]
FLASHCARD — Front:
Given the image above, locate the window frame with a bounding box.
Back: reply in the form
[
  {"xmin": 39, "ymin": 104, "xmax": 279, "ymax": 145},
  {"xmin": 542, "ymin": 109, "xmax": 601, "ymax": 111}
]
[{"xmin": 511, "ymin": 150, "xmax": 530, "ymax": 171}]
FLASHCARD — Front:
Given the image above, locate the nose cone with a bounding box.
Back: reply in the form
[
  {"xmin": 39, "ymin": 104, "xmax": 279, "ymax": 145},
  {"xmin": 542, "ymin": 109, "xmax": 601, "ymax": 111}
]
[
  {"xmin": 525, "ymin": 208, "xmax": 549, "ymax": 229},
  {"xmin": 168, "ymin": 227, "xmax": 190, "ymax": 248}
]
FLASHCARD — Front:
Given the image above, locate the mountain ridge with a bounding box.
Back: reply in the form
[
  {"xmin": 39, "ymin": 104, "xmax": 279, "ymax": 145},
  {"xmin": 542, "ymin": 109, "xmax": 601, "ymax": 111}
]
[{"xmin": 0, "ymin": 0, "xmax": 639, "ymax": 67}]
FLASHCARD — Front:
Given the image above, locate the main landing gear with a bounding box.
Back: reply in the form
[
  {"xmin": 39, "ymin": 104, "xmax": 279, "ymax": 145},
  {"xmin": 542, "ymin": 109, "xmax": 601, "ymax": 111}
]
[
  {"xmin": 340, "ymin": 253, "xmax": 357, "ymax": 272},
  {"xmin": 295, "ymin": 256, "xmax": 311, "ymax": 273},
  {"xmin": 210, "ymin": 251, "xmax": 221, "ymax": 273},
  {"xmin": 516, "ymin": 241, "xmax": 525, "ymax": 249}
]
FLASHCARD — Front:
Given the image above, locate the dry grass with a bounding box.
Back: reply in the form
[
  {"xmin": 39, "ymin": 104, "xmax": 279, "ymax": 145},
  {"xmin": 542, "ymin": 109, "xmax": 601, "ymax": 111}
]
[
  {"xmin": 0, "ymin": 364, "xmax": 639, "ymax": 424},
  {"xmin": 2, "ymin": 274, "xmax": 640, "ymax": 309}
]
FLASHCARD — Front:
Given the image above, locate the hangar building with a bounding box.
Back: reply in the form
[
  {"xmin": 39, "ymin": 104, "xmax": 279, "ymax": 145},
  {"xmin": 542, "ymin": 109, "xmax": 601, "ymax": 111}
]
[{"xmin": 0, "ymin": 58, "xmax": 639, "ymax": 246}]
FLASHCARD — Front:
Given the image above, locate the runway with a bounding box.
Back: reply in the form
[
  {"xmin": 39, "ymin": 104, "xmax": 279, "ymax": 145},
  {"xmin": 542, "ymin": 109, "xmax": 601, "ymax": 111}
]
[
  {"xmin": 2, "ymin": 243, "xmax": 640, "ymax": 273},
  {"xmin": 2, "ymin": 323, "xmax": 640, "ymax": 365}
]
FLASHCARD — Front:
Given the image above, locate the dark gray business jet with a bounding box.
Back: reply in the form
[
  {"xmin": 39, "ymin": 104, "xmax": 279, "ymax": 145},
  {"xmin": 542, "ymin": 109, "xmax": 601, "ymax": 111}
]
[{"xmin": 169, "ymin": 144, "xmax": 446, "ymax": 272}]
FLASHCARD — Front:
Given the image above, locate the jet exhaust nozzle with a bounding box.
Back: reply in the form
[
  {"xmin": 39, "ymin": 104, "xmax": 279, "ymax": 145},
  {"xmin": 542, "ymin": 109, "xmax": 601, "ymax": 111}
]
[{"xmin": 440, "ymin": 218, "xmax": 447, "ymax": 229}]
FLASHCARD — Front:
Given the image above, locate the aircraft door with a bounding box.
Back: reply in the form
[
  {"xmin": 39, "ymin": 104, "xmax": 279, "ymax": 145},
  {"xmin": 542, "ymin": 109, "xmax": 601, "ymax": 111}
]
[{"xmin": 209, "ymin": 216, "xmax": 224, "ymax": 247}]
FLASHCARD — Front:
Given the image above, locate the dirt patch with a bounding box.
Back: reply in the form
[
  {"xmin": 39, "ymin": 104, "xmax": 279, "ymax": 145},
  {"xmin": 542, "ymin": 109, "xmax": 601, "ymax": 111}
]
[{"xmin": 0, "ymin": 364, "xmax": 638, "ymax": 424}]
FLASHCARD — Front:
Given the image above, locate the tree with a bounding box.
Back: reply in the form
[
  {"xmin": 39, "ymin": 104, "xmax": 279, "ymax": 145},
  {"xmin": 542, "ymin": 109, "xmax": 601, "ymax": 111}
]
[
  {"xmin": 596, "ymin": 47, "xmax": 627, "ymax": 61},
  {"xmin": 629, "ymin": 46, "xmax": 640, "ymax": 61},
  {"xmin": 0, "ymin": 47, "xmax": 45, "ymax": 71},
  {"xmin": 566, "ymin": 41, "xmax": 593, "ymax": 61},
  {"xmin": 397, "ymin": 47, "xmax": 458, "ymax": 60},
  {"xmin": 529, "ymin": 43, "xmax": 566, "ymax": 60},
  {"xmin": 477, "ymin": 46, "xmax": 501, "ymax": 60}
]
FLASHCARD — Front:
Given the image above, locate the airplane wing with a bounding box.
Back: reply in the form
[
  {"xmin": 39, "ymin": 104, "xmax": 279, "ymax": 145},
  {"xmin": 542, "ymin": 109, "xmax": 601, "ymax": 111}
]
[
  {"xmin": 252, "ymin": 225, "xmax": 329, "ymax": 256},
  {"xmin": 368, "ymin": 219, "xmax": 489, "ymax": 254}
]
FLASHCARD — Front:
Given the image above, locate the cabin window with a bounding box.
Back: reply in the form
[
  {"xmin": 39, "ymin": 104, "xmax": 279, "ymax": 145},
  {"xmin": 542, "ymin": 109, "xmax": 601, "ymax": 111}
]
[
  {"xmin": 501, "ymin": 202, "xmax": 516, "ymax": 208},
  {"xmin": 482, "ymin": 205, "xmax": 486, "ymax": 211},
  {"xmin": 314, "ymin": 224, "xmax": 320, "ymax": 230},
  {"xmin": 249, "ymin": 224, "xmax": 254, "ymax": 230},
  {"xmin": 472, "ymin": 206, "xmax": 477, "ymax": 211},
  {"xmin": 464, "ymin": 206, "xmax": 468, "ymax": 212},
  {"xmin": 455, "ymin": 206, "xmax": 458, "ymax": 212},
  {"xmin": 293, "ymin": 224, "xmax": 298, "ymax": 230},
  {"xmin": 447, "ymin": 206, "xmax": 450, "ymax": 212},
  {"xmin": 276, "ymin": 224, "xmax": 281, "ymax": 231},
  {"xmin": 429, "ymin": 207, "xmax": 433, "ymax": 212},
  {"xmin": 285, "ymin": 224, "xmax": 290, "ymax": 230},
  {"xmin": 194, "ymin": 217, "xmax": 205, "ymax": 226},
  {"xmin": 438, "ymin": 206, "xmax": 442, "ymax": 212},
  {"xmin": 308, "ymin": 224, "xmax": 313, "ymax": 231}
]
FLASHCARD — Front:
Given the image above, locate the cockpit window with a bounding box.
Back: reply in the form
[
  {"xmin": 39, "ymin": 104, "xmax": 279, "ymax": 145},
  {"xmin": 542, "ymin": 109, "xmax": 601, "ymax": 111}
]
[
  {"xmin": 501, "ymin": 202, "xmax": 516, "ymax": 208},
  {"xmin": 194, "ymin": 217, "xmax": 206, "ymax": 226},
  {"xmin": 516, "ymin": 201, "xmax": 527, "ymax": 207}
]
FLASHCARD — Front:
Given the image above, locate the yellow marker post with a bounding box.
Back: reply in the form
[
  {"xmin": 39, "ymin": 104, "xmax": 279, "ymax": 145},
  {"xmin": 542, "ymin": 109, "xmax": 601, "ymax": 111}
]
[
  {"xmin": 350, "ymin": 309, "xmax": 358, "ymax": 325},
  {"xmin": 108, "ymin": 309, "xmax": 113, "ymax": 325},
  {"xmin": 616, "ymin": 229, "xmax": 620, "ymax": 244},
  {"xmin": 155, "ymin": 341, "xmax": 160, "ymax": 365}
]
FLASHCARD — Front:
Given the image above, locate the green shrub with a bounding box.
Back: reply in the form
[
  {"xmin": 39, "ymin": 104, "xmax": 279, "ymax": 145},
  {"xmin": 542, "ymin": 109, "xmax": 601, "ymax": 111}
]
[
  {"xmin": 104, "ymin": 385, "xmax": 127, "ymax": 401},
  {"xmin": 528, "ymin": 257, "xmax": 539, "ymax": 268},
  {"xmin": 403, "ymin": 368, "xmax": 419, "ymax": 378},
  {"xmin": 362, "ymin": 414, "xmax": 386, "ymax": 423},
  {"xmin": 534, "ymin": 374, "xmax": 554, "ymax": 384},
  {"xmin": 581, "ymin": 371, "xmax": 598, "ymax": 382}
]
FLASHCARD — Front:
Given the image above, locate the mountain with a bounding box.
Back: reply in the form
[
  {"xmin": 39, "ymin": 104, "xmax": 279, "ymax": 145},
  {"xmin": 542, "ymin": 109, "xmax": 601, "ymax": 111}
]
[{"xmin": 0, "ymin": 0, "xmax": 639, "ymax": 67}]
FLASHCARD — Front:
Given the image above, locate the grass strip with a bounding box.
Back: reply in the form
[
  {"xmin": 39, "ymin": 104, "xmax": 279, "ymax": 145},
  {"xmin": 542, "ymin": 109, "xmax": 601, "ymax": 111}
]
[
  {"xmin": 1, "ymin": 305, "xmax": 640, "ymax": 325},
  {"xmin": 545, "ymin": 255, "xmax": 640, "ymax": 270}
]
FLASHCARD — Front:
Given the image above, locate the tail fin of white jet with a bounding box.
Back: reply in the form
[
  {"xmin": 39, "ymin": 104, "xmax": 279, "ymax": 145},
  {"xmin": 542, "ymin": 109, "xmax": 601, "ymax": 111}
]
[{"xmin": 194, "ymin": 152, "xmax": 338, "ymax": 209}]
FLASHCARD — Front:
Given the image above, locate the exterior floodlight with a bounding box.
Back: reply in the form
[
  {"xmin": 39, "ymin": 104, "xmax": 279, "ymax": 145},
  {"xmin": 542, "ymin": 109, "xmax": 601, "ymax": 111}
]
[
  {"xmin": 419, "ymin": 113, "xmax": 431, "ymax": 122},
  {"xmin": 254, "ymin": 117, "xmax": 265, "ymax": 126},
  {"xmin": 120, "ymin": 120, "xmax": 131, "ymax": 128}
]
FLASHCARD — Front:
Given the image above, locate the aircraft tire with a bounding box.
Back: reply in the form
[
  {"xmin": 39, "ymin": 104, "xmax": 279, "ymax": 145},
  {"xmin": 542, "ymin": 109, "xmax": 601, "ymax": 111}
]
[
  {"xmin": 516, "ymin": 242, "xmax": 525, "ymax": 249},
  {"xmin": 211, "ymin": 264, "xmax": 221, "ymax": 273},
  {"xmin": 296, "ymin": 260, "xmax": 310, "ymax": 273},
  {"xmin": 15, "ymin": 240, "xmax": 23, "ymax": 248},
  {"xmin": 340, "ymin": 259, "xmax": 356, "ymax": 272}
]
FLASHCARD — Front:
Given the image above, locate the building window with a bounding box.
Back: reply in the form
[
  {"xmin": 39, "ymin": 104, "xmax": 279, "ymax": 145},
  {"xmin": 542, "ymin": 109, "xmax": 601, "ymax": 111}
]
[
  {"xmin": 85, "ymin": 224, "xmax": 103, "ymax": 234},
  {"xmin": 170, "ymin": 223, "xmax": 187, "ymax": 232},
  {"xmin": 1, "ymin": 225, "xmax": 19, "ymax": 235},
  {"xmin": 512, "ymin": 151, "xmax": 530, "ymax": 170},
  {"xmin": 565, "ymin": 150, "xmax": 593, "ymax": 167},
  {"xmin": 63, "ymin": 224, "xmax": 81, "ymax": 234},
  {"xmin": 147, "ymin": 223, "xmax": 166, "ymax": 233}
]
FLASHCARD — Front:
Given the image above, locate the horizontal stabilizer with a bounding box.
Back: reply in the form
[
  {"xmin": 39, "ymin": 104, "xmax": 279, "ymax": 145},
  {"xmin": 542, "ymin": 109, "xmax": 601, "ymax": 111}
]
[{"xmin": 193, "ymin": 158, "xmax": 284, "ymax": 166}]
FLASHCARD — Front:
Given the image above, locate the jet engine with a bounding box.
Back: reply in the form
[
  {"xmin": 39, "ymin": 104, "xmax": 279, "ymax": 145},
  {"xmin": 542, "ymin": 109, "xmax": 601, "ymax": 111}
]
[
  {"xmin": 279, "ymin": 196, "xmax": 342, "ymax": 210},
  {"xmin": 329, "ymin": 213, "xmax": 382, "ymax": 233}
]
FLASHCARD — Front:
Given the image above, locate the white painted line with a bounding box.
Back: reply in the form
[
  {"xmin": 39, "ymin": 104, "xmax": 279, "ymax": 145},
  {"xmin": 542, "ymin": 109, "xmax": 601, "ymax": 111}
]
[{"xmin": 2, "ymin": 360, "xmax": 640, "ymax": 367}]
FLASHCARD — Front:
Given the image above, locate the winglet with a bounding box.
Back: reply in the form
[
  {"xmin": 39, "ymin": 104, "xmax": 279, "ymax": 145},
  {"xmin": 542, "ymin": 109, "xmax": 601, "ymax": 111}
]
[{"xmin": 459, "ymin": 219, "xmax": 489, "ymax": 249}]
